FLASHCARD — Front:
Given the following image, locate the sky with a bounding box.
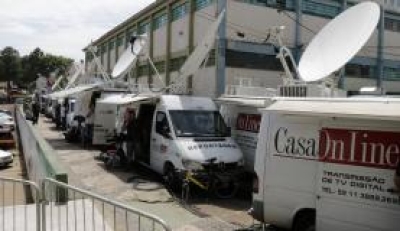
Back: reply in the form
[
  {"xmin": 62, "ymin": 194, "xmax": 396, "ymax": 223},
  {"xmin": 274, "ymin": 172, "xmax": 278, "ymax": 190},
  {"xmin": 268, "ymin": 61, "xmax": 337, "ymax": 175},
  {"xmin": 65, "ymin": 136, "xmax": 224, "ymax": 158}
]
[{"xmin": 0, "ymin": 0, "xmax": 155, "ymax": 61}]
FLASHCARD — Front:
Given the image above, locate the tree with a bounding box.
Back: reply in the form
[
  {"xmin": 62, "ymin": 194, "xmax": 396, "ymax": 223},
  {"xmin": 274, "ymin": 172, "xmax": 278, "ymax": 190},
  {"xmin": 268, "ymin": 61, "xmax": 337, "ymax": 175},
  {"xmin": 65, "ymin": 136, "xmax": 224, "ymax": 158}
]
[
  {"xmin": 20, "ymin": 47, "xmax": 73, "ymax": 88},
  {"xmin": 0, "ymin": 46, "xmax": 22, "ymax": 83},
  {"xmin": 0, "ymin": 47, "xmax": 22, "ymax": 101}
]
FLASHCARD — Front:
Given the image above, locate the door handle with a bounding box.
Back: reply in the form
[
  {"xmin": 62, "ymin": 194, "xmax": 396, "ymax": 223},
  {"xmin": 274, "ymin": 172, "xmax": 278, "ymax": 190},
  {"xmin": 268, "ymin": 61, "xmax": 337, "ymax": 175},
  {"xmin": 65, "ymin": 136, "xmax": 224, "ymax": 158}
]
[{"xmin": 152, "ymin": 138, "xmax": 156, "ymax": 141}]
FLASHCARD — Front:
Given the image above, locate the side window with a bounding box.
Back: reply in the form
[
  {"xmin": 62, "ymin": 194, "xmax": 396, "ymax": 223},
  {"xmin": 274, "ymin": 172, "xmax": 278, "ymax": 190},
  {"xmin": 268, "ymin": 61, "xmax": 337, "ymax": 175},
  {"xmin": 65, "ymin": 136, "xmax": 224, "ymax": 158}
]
[{"xmin": 156, "ymin": 112, "xmax": 171, "ymax": 136}]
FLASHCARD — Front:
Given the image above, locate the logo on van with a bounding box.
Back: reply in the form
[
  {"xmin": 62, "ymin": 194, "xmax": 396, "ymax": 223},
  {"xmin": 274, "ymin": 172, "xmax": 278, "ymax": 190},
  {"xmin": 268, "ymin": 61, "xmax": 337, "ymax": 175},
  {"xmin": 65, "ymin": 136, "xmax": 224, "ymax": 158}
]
[
  {"xmin": 273, "ymin": 127, "xmax": 318, "ymax": 159},
  {"xmin": 319, "ymin": 128, "xmax": 400, "ymax": 169},
  {"xmin": 236, "ymin": 113, "xmax": 261, "ymax": 133}
]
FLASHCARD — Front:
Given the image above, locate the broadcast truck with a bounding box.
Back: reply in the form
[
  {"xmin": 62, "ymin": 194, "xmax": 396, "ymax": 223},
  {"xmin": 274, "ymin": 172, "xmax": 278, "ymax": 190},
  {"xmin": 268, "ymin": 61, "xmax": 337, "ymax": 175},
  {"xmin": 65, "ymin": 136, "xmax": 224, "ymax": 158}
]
[
  {"xmin": 98, "ymin": 93, "xmax": 245, "ymax": 189},
  {"xmin": 250, "ymin": 97, "xmax": 400, "ymax": 231}
]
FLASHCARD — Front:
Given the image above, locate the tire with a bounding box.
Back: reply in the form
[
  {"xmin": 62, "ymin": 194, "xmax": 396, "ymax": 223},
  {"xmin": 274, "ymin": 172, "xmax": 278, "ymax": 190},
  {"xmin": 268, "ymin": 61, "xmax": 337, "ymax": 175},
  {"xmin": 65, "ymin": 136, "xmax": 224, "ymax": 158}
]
[
  {"xmin": 293, "ymin": 211, "xmax": 315, "ymax": 231},
  {"xmin": 164, "ymin": 163, "xmax": 178, "ymax": 191},
  {"xmin": 212, "ymin": 175, "xmax": 239, "ymax": 199}
]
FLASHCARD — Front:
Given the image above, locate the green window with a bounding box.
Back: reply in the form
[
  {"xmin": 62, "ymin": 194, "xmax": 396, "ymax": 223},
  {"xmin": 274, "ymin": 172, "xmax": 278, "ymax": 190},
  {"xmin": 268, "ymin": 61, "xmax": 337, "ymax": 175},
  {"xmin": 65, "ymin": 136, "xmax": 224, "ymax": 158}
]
[
  {"xmin": 117, "ymin": 35, "xmax": 124, "ymax": 47},
  {"xmin": 385, "ymin": 13, "xmax": 400, "ymax": 32},
  {"xmin": 154, "ymin": 13, "xmax": 168, "ymax": 30},
  {"xmin": 384, "ymin": 67, "xmax": 400, "ymax": 80},
  {"xmin": 138, "ymin": 22, "xmax": 150, "ymax": 35},
  {"xmin": 153, "ymin": 61, "xmax": 166, "ymax": 74},
  {"xmin": 237, "ymin": 0, "xmax": 294, "ymax": 10},
  {"xmin": 169, "ymin": 56, "xmax": 187, "ymax": 71},
  {"xmin": 345, "ymin": 64, "xmax": 375, "ymax": 79},
  {"xmin": 138, "ymin": 64, "xmax": 149, "ymax": 76},
  {"xmin": 172, "ymin": 2, "xmax": 188, "ymax": 21},
  {"xmin": 101, "ymin": 45, "xmax": 107, "ymax": 54},
  {"xmin": 195, "ymin": 0, "xmax": 214, "ymax": 11},
  {"xmin": 302, "ymin": 0, "xmax": 341, "ymax": 18},
  {"xmin": 109, "ymin": 40, "xmax": 115, "ymax": 50}
]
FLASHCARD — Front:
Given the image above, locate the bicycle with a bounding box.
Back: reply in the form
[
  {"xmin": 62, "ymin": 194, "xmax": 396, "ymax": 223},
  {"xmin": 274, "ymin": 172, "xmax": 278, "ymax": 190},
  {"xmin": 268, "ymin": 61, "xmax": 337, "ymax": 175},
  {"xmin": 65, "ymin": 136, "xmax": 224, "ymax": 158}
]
[{"xmin": 181, "ymin": 158, "xmax": 239, "ymax": 202}]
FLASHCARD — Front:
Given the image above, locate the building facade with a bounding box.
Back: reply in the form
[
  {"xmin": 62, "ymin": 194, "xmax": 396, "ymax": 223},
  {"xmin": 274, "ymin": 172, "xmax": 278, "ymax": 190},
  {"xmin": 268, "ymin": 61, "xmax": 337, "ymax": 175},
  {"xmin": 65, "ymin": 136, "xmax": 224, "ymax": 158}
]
[{"xmin": 84, "ymin": 0, "xmax": 400, "ymax": 97}]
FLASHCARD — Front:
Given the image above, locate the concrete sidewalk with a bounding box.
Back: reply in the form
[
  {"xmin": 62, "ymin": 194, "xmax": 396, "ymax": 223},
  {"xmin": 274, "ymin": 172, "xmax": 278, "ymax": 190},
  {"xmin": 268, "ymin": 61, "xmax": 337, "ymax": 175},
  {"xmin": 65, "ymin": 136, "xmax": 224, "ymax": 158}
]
[{"xmin": 34, "ymin": 116, "xmax": 248, "ymax": 230}]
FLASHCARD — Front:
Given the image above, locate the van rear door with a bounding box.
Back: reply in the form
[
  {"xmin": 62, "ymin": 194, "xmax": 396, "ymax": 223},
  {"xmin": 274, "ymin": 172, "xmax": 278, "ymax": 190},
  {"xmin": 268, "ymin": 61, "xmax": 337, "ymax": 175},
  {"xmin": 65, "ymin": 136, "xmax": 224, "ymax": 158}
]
[{"xmin": 93, "ymin": 102, "xmax": 116, "ymax": 145}]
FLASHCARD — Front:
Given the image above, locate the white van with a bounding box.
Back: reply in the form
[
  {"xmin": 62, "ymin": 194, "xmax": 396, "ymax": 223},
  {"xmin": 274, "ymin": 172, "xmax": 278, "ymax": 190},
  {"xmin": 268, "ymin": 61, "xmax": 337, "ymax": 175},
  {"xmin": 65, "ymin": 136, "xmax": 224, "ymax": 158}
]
[
  {"xmin": 70, "ymin": 89, "xmax": 129, "ymax": 145},
  {"xmin": 218, "ymin": 96, "xmax": 273, "ymax": 172},
  {"xmin": 251, "ymin": 98, "xmax": 400, "ymax": 231},
  {"xmin": 98, "ymin": 94, "xmax": 244, "ymax": 182},
  {"xmin": 218, "ymin": 84, "xmax": 345, "ymax": 172}
]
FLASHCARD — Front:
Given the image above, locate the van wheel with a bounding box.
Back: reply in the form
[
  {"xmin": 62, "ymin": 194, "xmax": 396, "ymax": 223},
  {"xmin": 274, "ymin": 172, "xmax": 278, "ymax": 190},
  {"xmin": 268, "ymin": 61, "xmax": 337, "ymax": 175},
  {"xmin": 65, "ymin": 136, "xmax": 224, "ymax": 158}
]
[
  {"xmin": 164, "ymin": 163, "xmax": 177, "ymax": 191},
  {"xmin": 293, "ymin": 211, "xmax": 315, "ymax": 231},
  {"xmin": 213, "ymin": 176, "xmax": 238, "ymax": 199}
]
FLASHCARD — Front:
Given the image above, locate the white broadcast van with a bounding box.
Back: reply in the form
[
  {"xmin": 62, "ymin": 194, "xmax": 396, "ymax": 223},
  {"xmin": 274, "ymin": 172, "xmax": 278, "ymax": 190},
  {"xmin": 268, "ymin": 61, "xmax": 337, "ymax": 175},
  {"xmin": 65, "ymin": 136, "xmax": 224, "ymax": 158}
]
[
  {"xmin": 251, "ymin": 97, "xmax": 400, "ymax": 231},
  {"xmin": 72, "ymin": 88, "xmax": 129, "ymax": 145},
  {"xmin": 98, "ymin": 93, "xmax": 244, "ymax": 181},
  {"xmin": 218, "ymin": 82, "xmax": 345, "ymax": 172}
]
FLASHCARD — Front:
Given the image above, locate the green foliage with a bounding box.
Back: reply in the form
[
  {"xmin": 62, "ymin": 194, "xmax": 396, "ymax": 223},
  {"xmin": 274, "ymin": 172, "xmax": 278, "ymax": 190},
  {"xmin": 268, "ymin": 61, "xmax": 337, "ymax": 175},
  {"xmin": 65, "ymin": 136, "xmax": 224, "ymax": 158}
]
[
  {"xmin": 0, "ymin": 46, "xmax": 74, "ymax": 88},
  {"xmin": 0, "ymin": 46, "xmax": 22, "ymax": 82}
]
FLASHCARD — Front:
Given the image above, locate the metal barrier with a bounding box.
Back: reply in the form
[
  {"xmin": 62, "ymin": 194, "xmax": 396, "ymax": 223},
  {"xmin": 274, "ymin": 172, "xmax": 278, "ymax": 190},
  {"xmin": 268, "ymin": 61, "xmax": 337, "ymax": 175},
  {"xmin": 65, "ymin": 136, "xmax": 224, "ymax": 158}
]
[
  {"xmin": 0, "ymin": 176, "xmax": 41, "ymax": 231},
  {"xmin": 41, "ymin": 178, "xmax": 171, "ymax": 231},
  {"xmin": 15, "ymin": 105, "xmax": 68, "ymax": 202}
]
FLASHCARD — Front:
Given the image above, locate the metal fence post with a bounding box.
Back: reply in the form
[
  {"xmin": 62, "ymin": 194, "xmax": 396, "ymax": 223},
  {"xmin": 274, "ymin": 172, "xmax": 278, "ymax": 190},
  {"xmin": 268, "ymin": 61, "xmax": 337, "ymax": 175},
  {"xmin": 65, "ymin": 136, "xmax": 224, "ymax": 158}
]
[{"xmin": 41, "ymin": 180, "xmax": 46, "ymax": 231}]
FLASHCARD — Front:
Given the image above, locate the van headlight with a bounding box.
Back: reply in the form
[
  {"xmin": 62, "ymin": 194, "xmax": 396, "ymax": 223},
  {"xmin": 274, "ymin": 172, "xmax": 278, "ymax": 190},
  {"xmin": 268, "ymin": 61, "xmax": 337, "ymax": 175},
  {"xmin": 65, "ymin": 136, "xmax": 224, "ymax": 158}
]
[{"xmin": 182, "ymin": 159, "xmax": 204, "ymax": 171}]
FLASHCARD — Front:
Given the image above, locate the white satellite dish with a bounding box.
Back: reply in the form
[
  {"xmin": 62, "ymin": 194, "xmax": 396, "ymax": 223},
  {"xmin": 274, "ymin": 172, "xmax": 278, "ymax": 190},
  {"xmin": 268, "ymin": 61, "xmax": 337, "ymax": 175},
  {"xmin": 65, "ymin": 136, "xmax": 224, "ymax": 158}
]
[
  {"xmin": 51, "ymin": 75, "xmax": 66, "ymax": 91},
  {"xmin": 178, "ymin": 9, "xmax": 225, "ymax": 81},
  {"xmin": 298, "ymin": 2, "xmax": 380, "ymax": 82},
  {"xmin": 66, "ymin": 64, "xmax": 84, "ymax": 89},
  {"xmin": 111, "ymin": 36, "xmax": 147, "ymax": 79}
]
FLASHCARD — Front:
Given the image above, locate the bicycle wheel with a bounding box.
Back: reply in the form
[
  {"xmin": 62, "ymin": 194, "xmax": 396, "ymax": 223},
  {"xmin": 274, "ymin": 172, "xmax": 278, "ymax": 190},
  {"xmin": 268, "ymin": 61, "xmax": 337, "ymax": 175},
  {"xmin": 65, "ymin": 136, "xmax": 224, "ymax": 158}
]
[{"xmin": 212, "ymin": 175, "xmax": 238, "ymax": 199}]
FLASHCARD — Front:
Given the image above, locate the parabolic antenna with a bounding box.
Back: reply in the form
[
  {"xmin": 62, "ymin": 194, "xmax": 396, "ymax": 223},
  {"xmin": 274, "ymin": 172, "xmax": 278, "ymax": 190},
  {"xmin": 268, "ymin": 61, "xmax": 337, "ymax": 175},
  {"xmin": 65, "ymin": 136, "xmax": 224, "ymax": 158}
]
[
  {"xmin": 178, "ymin": 9, "xmax": 225, "ymax": 81},
  {"xmin": 298, "ymin": 2, "xmax": 380, "ymax": 82},
  {"xmin": 51, "ymin": 75, "xmax": 66, "ymax": 91},
  {"xmin": 65, "ymin": 64, "xmax": 84, "ymax": 89},
  {"xmin": 111, "ymin": 36, "xmax": 147, "ymax": 79}
]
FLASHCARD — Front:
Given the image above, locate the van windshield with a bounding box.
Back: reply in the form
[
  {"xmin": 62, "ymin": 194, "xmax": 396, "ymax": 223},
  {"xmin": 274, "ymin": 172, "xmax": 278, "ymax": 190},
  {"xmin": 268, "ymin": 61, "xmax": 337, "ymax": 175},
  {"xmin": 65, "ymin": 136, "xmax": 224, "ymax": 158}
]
[{"xmin": 169, "ymin": 110, "xmax": 229, "ymax": 137}]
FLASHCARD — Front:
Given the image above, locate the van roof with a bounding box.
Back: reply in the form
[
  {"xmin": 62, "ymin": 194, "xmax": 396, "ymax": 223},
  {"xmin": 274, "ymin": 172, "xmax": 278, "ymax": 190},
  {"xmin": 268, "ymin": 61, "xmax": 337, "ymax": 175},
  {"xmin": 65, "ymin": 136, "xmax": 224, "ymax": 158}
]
[
  {"xmin": 161, "ymin": 95, "xmax": 217, "ymax": 111},
  {"xmin": 97, "ymin": 93, "xmax": 158, "ymax": 105},
  {"xmin": 216, "ymin": 96, "xmax": 274, "ymax": 108},
  {"xmin": 265, "ymin": 97, "xmax": 400, "ymax": 121}
]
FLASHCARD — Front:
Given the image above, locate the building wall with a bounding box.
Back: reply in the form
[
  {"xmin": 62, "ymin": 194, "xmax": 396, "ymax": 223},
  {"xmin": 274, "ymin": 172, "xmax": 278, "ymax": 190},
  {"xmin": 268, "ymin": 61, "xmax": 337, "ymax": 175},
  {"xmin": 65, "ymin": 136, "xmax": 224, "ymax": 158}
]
[
  {"xmin": 86, "ymin": 0, "xmax": 400, "ymax": 96},
  {"xmin": 226, "ymin": 68, "xmax": 284, "ymax": 89},
  {"xmin": 171, "ymin": 15, "xmax": 190, "ymax": 54},
  {"xmin": 153, "ymin": 24, "xmax": 168, "ymax": 58},
  {"xmin": 194, "ymin": 4, "xmax": 217, "ymax": 45},
  {"xmin": 227, "ymin": 1, "xmax": 296, "ymax": 46}
]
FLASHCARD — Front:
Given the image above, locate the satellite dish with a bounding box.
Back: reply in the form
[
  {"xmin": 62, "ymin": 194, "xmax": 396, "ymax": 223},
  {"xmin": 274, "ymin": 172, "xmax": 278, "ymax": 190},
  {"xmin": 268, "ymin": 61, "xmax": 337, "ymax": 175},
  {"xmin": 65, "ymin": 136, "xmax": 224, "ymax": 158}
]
[
  {"xmin": 66, "ymin": 64, "xmax": 84, "ymax": 89},
  {"xmin": 298, "ymin": 2, "xmax": 380, "ymax": 82},
  {"xmin": 111, "ymin": 36, "xmax": 147, "ymax": 79},
  {"xmin": 51, "ymin": 75, "xmax": 66, "ymax": 91},
  {"xmin": 178, "ymin": 9, "xmax": 225, "ymax": 81}
]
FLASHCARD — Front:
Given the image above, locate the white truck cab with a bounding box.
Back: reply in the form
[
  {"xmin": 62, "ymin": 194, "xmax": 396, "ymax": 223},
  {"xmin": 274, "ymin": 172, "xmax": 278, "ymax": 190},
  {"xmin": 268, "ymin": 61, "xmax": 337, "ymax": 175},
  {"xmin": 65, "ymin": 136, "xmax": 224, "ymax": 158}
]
[{"xmin": 251, "ymin": 97, "xmax": 400, "ymax": 231}]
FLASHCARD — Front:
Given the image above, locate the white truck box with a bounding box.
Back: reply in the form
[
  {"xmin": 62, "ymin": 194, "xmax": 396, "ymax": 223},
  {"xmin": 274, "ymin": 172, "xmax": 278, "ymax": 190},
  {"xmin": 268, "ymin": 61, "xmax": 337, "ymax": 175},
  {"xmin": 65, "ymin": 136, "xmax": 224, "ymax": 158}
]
[{"xmin": 251, "ymin": 98, "xmax": 400, "ymax": 231}]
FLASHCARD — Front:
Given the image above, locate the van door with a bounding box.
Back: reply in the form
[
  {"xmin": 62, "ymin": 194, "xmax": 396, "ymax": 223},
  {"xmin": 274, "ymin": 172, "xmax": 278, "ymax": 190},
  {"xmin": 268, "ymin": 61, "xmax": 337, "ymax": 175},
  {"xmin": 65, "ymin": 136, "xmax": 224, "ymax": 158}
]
[
  {"xmin": 316, "ymin": 121, "xmax": 400, "ymax": 231},
  {"xmin": 92, "ymin": 103, "xmax": 116, "ymax": 145},
  {"xmin": 150, "ymin": 110, "xmax": 173, "ymax": 174},
  {"xmin": 136, "ymin": 104, "xmax": 156, "ymax": 165}
]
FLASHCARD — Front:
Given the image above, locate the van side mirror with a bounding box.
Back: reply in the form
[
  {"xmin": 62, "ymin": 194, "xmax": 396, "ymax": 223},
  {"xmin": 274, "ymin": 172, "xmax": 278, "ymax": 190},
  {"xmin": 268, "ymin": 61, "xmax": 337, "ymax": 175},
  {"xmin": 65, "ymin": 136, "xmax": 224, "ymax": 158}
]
[{"xmin": 162, "ymin": 126, "xmax": 172, "ymax": 139}]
